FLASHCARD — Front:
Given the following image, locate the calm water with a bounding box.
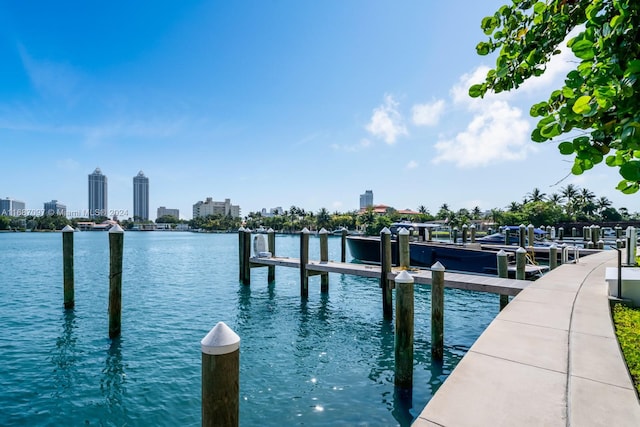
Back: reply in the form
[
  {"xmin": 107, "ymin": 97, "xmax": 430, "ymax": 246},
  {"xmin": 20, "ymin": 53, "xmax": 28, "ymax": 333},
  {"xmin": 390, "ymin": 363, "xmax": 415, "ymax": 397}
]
[{"xmin": 0, "ymin": 231, "xmax": 499, "ymax": 426}]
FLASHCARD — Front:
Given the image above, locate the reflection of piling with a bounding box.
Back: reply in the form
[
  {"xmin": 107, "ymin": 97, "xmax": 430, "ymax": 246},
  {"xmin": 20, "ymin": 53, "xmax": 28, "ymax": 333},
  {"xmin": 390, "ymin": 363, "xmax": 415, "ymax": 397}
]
[
  {"xmin": 319, "ymin": 228, "xmax": 329, "ymax": 292},
  {"xmin": 108, "ymin": 225, "xmax": 124, "ymax": 339},
  {"xmin": 394, "ymin": 271, "xmax": 414, "ymax": 389},
  {"xmin": 497, "ymin": 250, "xmax": 509, "ymax": 310},
  {"xmin": 380, "ymin": 227, "xmax": 392, "ymax": 320},
  {"xmin": 267, "ymin": 229, "xmax": 275, "ymax": 283},
  {"xmin": 201, "ymin": 322, "xmax": 240, "ymax": 427},
  {"xmin": 300, "ymin": 228, "xmax": 310, "ymax": 298},
  {"xmin": 431, "ymin": 262, "xmax": 445, "ymax": 361},
  {"xmin": 62, "ymin": 225, "xmax": 75, "ymax": 309}
]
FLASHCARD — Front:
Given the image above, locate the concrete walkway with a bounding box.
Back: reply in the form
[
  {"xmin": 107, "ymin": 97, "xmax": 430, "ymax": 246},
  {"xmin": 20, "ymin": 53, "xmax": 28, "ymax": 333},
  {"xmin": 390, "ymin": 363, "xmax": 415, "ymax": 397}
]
[{"xmin": 413, "ymin": 250, "xmax": 640, "ymax": 426}]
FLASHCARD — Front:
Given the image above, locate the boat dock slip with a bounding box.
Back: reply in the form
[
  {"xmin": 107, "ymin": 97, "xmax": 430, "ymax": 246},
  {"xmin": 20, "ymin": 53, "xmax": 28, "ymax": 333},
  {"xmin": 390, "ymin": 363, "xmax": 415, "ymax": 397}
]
[{"xmin": 248, "ymin": 256, "xmax": 531, "ymax": 296}]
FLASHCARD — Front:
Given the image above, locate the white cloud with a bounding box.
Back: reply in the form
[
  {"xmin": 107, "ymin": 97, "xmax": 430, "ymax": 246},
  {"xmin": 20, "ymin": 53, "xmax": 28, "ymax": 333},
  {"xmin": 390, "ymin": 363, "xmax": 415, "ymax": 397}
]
[
  {"xmin": 433, "ymin": 99, "xmax": 533, "ymax": 168},
  {"xmin": 331, "ymin": 138, "xmax": 371, "ymax": 152},
  {"xmin": 366, "ymin": 94, "xmax": 407, "ymax": 144},
  {"xmin": 412, "ymin": 99, "xmax": 445, "ymax": 126},
  {"xmin": 406, "ymin": 160, "xmax": 418, "ymax": 170}
]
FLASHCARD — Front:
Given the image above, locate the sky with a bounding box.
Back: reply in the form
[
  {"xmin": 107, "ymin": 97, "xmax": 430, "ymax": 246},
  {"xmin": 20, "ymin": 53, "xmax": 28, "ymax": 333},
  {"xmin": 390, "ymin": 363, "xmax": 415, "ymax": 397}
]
[{"xmin": 1, "ymin": 1, "xmax": 638, "ymax": 220}]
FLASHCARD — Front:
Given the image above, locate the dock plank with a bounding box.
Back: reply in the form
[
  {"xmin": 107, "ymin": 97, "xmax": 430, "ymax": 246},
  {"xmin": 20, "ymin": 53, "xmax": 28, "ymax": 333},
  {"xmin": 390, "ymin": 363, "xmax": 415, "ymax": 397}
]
[{"xmin": 249, "ymin": 256, "xmax": 529, "ymax": 296}]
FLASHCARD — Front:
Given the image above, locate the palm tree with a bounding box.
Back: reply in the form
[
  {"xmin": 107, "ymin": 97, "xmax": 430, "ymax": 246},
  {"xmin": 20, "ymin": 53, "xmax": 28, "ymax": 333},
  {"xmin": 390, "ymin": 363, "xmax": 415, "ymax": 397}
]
[
  {"xmin": 418, "ymin": 205, "xmax": 428, "ymax": 214},
  {"xmin": 508, "ymin": 202, "xmax": 521, "ymax": 212},
  {"xmin": 317, "ymin": 208, "xmax": 331, "ymax": 230},
  {"xmin": 548, "ymin": 193, "xmax": 564, "ymax": 205},
  {"xmin": 596, "ymin": 196, "xmax": 612, "ymax": 218},
  {"xmin": 561, "ymin": 184, "xmax": 580, "ymax": 218},
  {"xmin": 526, "ymin": 187, "xmax": 547, "ymax": 203},
  {"xmin": 472, "ymin": 206, "xmax": 482, "ymax": 219},
  {"xmin": 561, "ymin": 184, "xmax": 579, "ymax": 202}
]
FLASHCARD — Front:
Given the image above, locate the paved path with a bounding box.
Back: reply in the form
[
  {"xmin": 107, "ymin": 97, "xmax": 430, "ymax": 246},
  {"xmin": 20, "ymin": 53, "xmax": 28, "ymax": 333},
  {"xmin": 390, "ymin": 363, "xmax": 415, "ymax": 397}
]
[{"xmin": 413, "ymin": 250, "xmax": 640, "ymax": 426}]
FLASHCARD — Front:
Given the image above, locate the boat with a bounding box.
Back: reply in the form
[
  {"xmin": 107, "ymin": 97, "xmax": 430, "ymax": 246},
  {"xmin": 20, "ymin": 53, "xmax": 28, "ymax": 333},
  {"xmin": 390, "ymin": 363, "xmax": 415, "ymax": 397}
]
[
  {"xmin": 347, "ymin": 222, "xmax": 511, "ymax": 275},
  {"xmin": 476, "ymin": 225, "xmax": 548, "ymax": 245}
]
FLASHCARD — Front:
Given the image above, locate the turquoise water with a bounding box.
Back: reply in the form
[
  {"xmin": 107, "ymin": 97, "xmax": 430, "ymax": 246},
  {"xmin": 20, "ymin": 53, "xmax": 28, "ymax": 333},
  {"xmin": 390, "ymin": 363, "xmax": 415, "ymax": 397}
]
[{"xmin": 0, "ymin": 232, "xmax": 499, "ymax": 426}]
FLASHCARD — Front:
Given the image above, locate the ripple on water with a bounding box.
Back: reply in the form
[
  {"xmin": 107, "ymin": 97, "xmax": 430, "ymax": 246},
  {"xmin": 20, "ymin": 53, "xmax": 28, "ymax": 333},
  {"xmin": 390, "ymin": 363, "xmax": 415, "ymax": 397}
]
[{"xmin": 0, "ymin": 232, "xmax": 498, "ymax": 426}]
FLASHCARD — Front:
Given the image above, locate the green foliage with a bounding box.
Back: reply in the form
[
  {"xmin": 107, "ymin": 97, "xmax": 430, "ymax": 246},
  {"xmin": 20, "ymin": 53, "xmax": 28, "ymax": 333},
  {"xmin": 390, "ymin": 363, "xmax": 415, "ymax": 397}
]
[
  {"xmin": 366, "ymin": 215, "xmax": 391, "ymax": 236},
  {"xmin": 0, "ymin": 215, "xmax": 9, "ymax": 230},
  {"xmin": 472, "ymin": 0, "xmax": 640, "ymax": 194},
  {"xmin": 156, "ymin": 214, "xmax": 179, "ymax": 224},
  {"xmin": 612, "ymin": 304, "xmax": 640, "ymax": 394}
]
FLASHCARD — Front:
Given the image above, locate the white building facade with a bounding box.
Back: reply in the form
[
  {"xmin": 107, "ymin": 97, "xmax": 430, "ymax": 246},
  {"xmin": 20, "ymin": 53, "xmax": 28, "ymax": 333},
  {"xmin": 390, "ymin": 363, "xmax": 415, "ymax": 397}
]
[{"xmin": 193, "ymin": 197, "xmax": 240, "ymax": 218}]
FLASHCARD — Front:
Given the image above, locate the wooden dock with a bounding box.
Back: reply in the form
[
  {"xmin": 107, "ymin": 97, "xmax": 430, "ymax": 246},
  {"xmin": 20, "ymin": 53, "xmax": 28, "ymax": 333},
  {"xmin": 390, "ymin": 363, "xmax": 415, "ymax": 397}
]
[{"xmin": 249, "ymin": 256, "xmax": 530, "ymax": 296}]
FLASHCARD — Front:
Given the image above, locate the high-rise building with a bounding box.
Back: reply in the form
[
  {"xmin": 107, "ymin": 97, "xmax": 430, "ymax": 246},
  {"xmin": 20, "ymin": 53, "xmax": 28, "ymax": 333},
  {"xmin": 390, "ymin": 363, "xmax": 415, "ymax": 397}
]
[
  {"xmin": 44, "ymin": 200, "xmax": 66, "ymax": 216},
  {"xmin": 0, "ymin": 197, "xmax": 26, "ymax": 216},
  {"xmin": 133, "ymin": 171, "xmax": 149, "ymax": 221},
  {"xmin": 360, "ymin": 190, "xmax": 374, "ymax": 209},
  {"xmin": 88, "ymin": 168, "xmax": 108, "ymax": 218},
  {"xmin": 157, "ymin": 206, "xmax": 179, "ymax": 219},
  {"xmin": 193, "ymin": 197, "xmax": 240, "ymax": 218}
]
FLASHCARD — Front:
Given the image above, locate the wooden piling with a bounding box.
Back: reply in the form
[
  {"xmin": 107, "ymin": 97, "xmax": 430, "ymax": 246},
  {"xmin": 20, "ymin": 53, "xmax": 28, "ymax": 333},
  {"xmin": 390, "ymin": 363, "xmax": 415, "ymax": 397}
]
[
  {"xmin": 549, "ymin": 244, "xmax": 558, "ymax": 270},
  {"xmin": 518, "ymin": 224, "xmax": 526, "ymax": 248},
  {"xmin": 462, "ymin": 224, "xmax": 468, "ymax": 244},
  {"xmin": 341, "ymin": 228, "xmax": 348, "ymax": 263},
  {"xmin": 108, "ymin": 224, "xmax": 124, "ymax": 339},
  {"xmin": 504, "ymin": 227, "xmax": 510, "ymax": 245},
  {"xmin": 470, "ymin": 224, "xmax": 476, "ymax": 243},
  {"xmin": 515, "ymin": 247, "xmax": 526, "ymax": 281},
  {"xmin": 238, "ymin": 227, "xmax": 245, "ymax": 282},
  {"xmin": 201, "ymin": 322, "xmax": 240, "ymax": 427},
  {"xmin": 62, "ymin": 225, "xmax": 75, "ymax": 309},
  {"xmin": 267, "ymin": 228, "xmax": 275, "ymax": 283},
  {"xmin": 572, "ymin": 227, "xmax": 577, "ymax": 238},
  {"xmin": 497, "ymin": 250, "xmax": 509, "ymax": 310},
  {"xmin": 380, "ymin": 227, "xmax": 393, "ymax": 320},
  {"xmin": 242, "ymin": 229, "xmax": 251, "ymax": 286},
  {"xmin": 558, "ymin": 227, "xmax": 564, "ymax": 241},
  {"xmin": 398, "ymin": 227, "xmax": 410, "ymax": 270},
  {"xmin": 300, "ymin": 228, "xmax": 310, "ymax": 298},
  {"xmin": 527, "ymin": 224, "xmax": 534, "ymax": 247},
  {"xmin": 319, "ymin": 228, "xmax": 329, "ymax": 292},
  {"xmin": 395, "ymin": 271, "xmax": 414, "ymax": 389},
  {"xmin": 452, "ymin": 227, "xmax": 458, "ymax": 244},
  {"xmin": 431, "ymin": 261, "xmax": 445, "ymax": 361}
]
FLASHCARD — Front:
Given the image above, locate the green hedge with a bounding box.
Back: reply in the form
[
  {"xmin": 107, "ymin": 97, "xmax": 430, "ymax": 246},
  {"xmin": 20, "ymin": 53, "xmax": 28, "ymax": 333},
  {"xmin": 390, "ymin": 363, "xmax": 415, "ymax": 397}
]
[{"xmin": 612, "ymin": 304, "xmax": 640, "ymax": 394}]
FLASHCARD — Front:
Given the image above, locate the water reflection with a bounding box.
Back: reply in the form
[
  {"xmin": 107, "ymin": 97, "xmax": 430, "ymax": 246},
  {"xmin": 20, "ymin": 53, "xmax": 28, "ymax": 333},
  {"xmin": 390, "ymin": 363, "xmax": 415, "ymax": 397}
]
[
  {"xmin": 393, "ymin": 386, "xmax": 413, "ymax": 427},
  {"xmin": 51, "ymin": 309, "xmax": 77, "ymax": 396},
  {"xmin": 101, "ymin": 338, "xmax": 126, "ymax": 407},
  {"xmin": 236, "ymin": 284, "xmax": 252, "ymax": 327}
]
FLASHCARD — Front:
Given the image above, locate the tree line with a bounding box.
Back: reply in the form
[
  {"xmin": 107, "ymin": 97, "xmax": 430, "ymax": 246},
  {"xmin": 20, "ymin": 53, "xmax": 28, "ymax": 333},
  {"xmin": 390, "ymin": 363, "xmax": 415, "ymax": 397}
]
[{"xmin": 1, "ymin": 184, "xmax": 638, "ymax": 233}]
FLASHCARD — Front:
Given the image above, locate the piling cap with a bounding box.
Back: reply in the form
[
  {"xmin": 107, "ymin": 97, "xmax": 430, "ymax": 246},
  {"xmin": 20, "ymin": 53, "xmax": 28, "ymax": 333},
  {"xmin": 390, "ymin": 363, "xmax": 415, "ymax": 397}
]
[
  {"xmin": 516, "ymin": 247, "xmax": 527, "ymax": 253},
  {"xmin": 238, "ymin": 226, "xmax": 245, "ymax": 232},
  {"xmin": 395, "ymin": 270, "xmax": 414, "ymax": 284},
  {"xmin": 62, "ymin": 225, "xmax": 75, "ymax": 232},
  {"xmin": 431, "ymin": 261, "xmax": 445, "ymax": 271},
  {"xmin": 109, "ymin": 224, "xmax": 124, "ymax": 233},
  {"xmin": 267, "ymin": 228, "xmax": 274, "ymax": 233},
  {"xmin": 398, "ymin": 227, "xmax": 409, "ymax": 235},
  {"xmin": 201, "ymin": 322, "xmax": 240, "ymax": 355},
  {"xmin": 497, "ymin": 249, "xmax": 507, "ymax": 257},
  {"xmin": 301, "ymin": 227, "xmax": 310, "ymax": 234},
  {"xmin": 319, "ymin": 228, "xmax": 328, "ymax": 234},
  {"xmin": 550, "ymin": 243, "xmax": 557, "ymax": 249},
  {"xmin": 380, "ymin": 227, "xmax": 391, "ymax": 234}
]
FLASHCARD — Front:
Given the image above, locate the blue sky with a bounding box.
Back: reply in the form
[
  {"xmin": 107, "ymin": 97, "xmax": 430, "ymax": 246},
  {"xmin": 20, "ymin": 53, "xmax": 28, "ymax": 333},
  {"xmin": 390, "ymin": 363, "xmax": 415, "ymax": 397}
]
[{"xmin": 1, "ymin": 1, "xmax": 637, "ymax": 219}]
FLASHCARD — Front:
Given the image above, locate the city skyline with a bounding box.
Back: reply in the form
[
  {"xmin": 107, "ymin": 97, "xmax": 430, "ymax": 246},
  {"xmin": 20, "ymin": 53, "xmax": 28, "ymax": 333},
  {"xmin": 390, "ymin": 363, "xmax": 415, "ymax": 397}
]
[{"xmin": 1, "ymin": 2, "xmax": 639, "ymax": 218}]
